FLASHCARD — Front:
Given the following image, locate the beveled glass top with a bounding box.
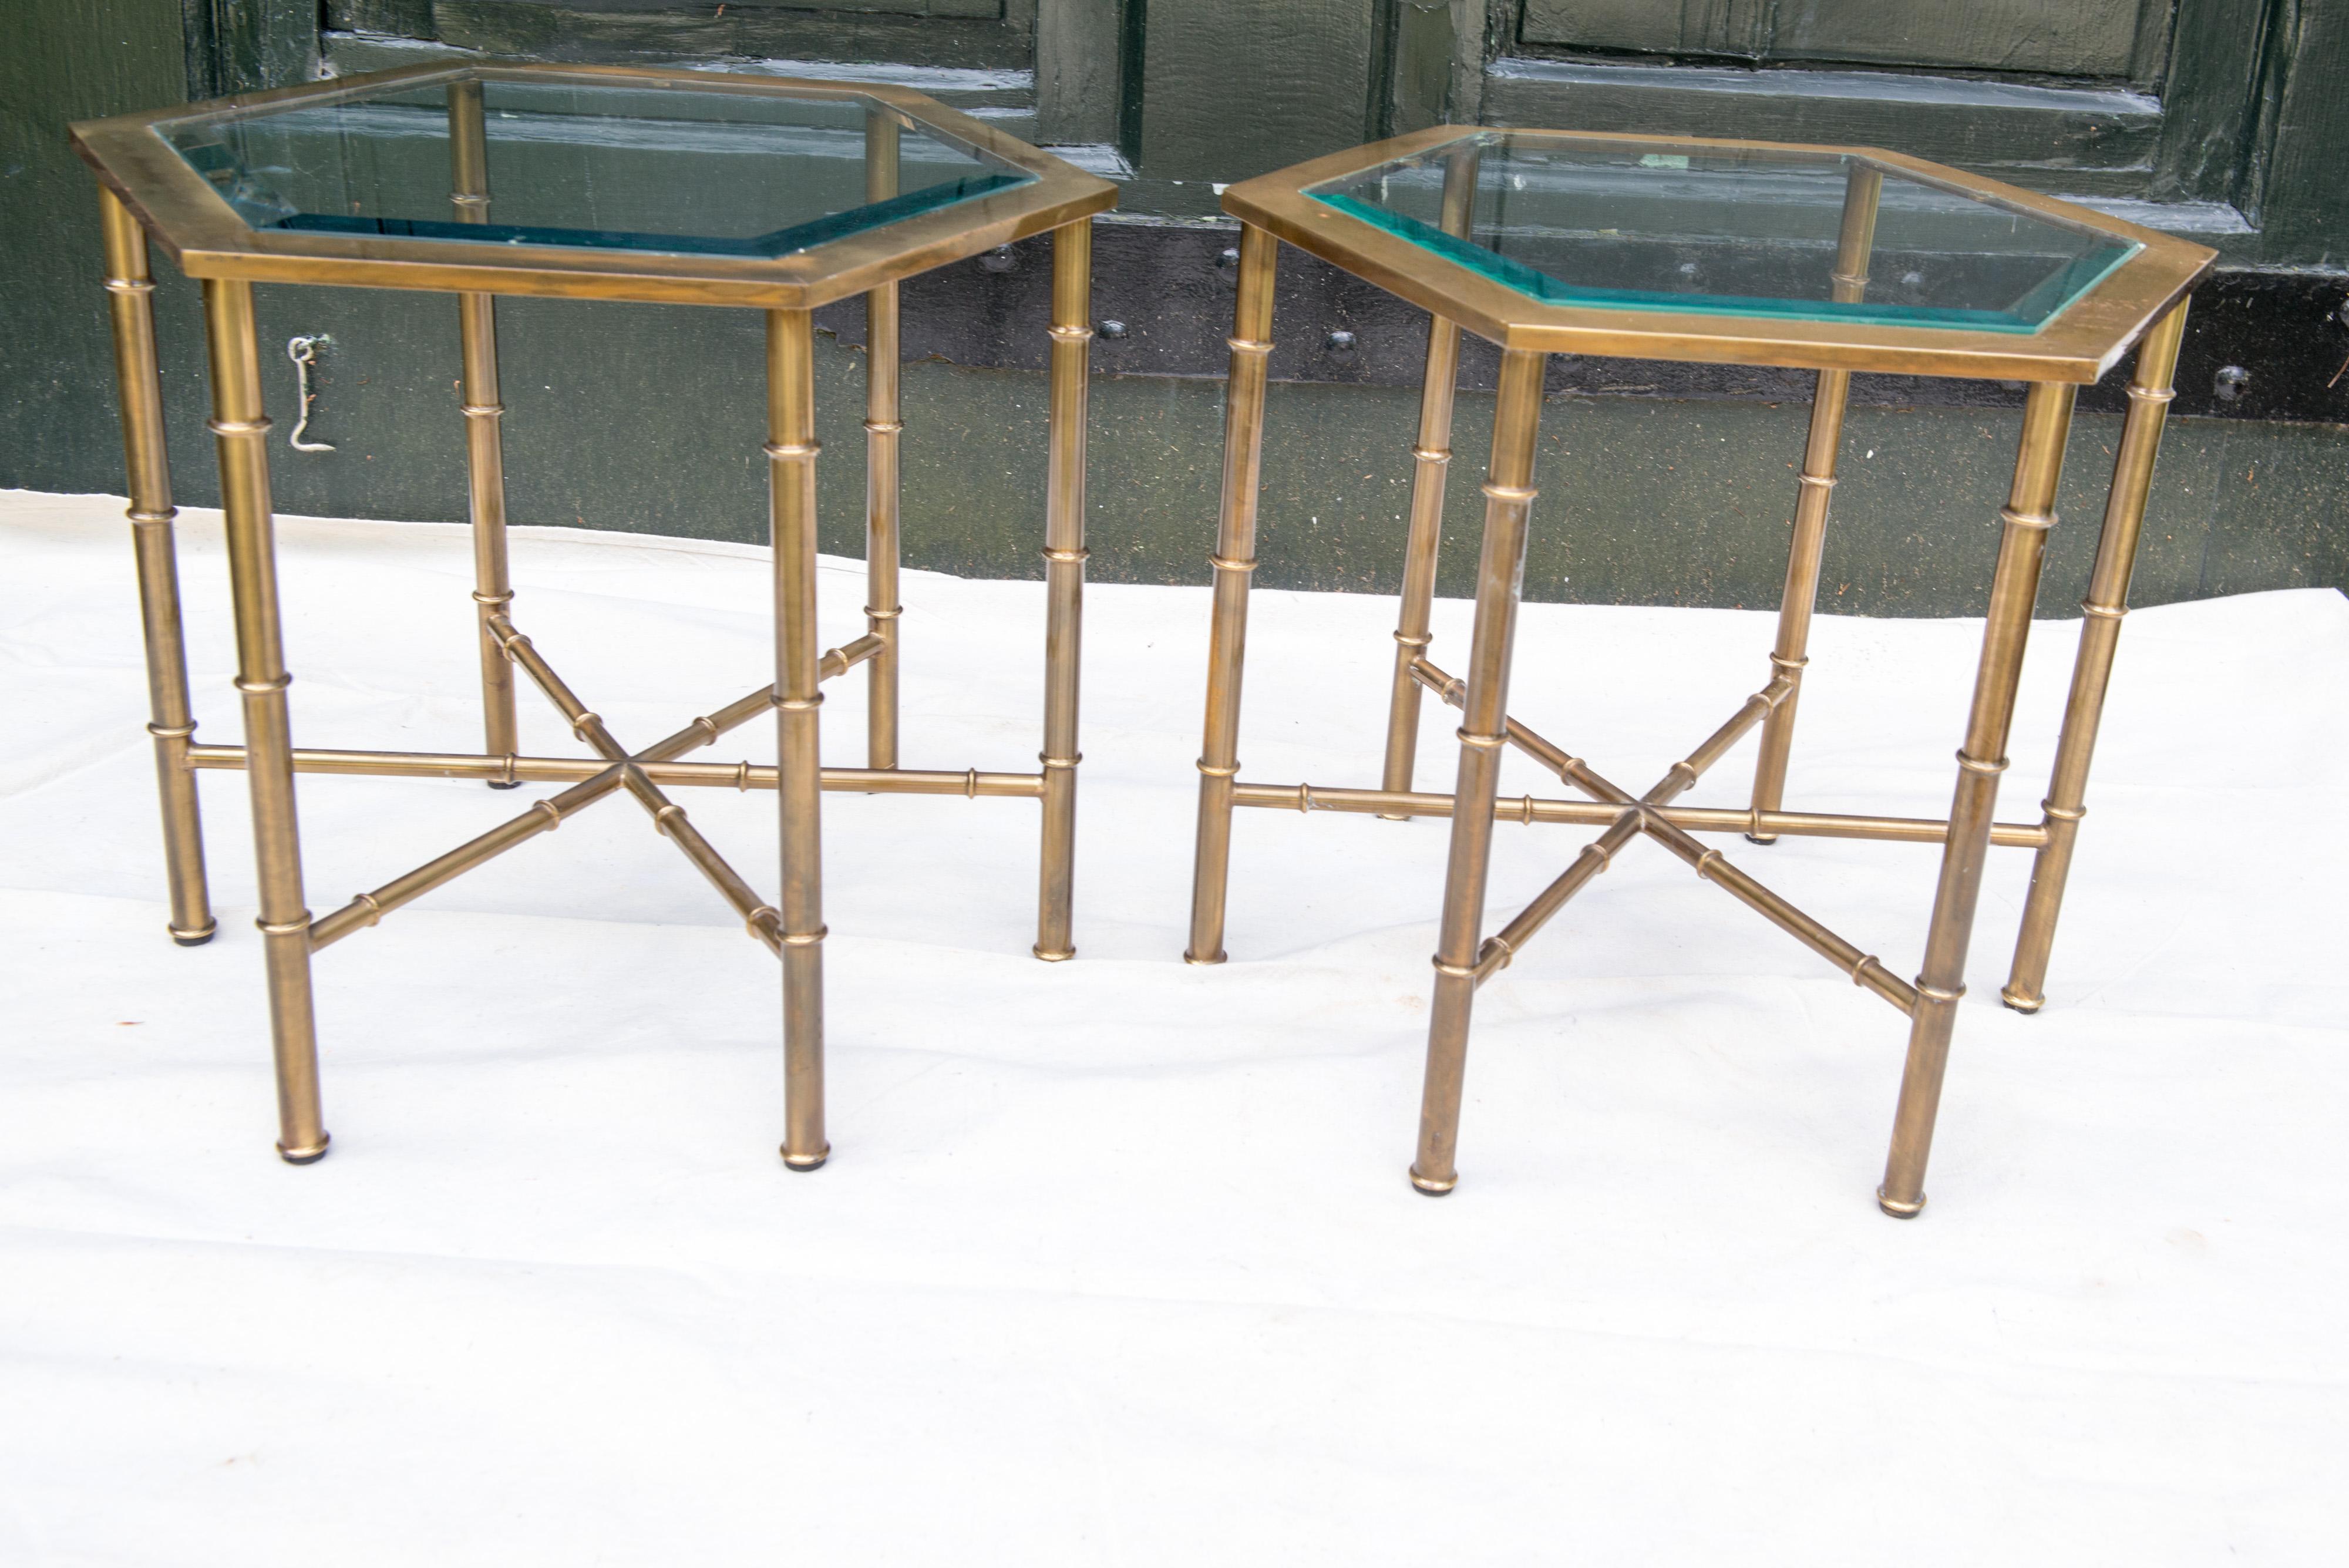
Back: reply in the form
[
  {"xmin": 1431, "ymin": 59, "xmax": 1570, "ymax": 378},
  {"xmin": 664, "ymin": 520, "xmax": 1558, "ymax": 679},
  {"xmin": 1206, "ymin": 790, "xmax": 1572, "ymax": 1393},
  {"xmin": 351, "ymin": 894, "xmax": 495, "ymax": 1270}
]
[
  {"xmin": 1308, "ymin": 132, "xmax": 2136, "ymax": 334},
  {"xmin": 156, "ymin": 73, "xmax": 1034, "ymax": 261}
]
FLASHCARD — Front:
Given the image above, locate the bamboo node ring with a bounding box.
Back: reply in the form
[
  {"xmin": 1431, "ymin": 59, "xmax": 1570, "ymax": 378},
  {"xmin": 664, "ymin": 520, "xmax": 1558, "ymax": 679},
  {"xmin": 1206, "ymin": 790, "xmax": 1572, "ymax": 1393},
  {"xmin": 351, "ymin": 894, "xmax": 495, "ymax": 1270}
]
[
  {"xmin": 1998, "ymin": 506, "xmax": 2057, "ymax": 532},
  {"xmin": 1456, "ymin": 728, "xmax": 1507, "ymax": 750},
  {"xmin": 2079, "ymin": 600, "xmax": 2128, "ymax": 620},
  {"xmin": 1956, "ymin": 751, "xmax": 2008, "ymax": 775},
  {"xmin": 1040, "ymin": 752, "xmax": 1082, "ymax": 770},
  {"xmin": 763, "ymin": 439, "xmax": 822, "ymax": 459},
  {"xmin": 146, "ymin": 720, "xmax": 197, "ymax": 740},
  {"xmin": 2043, "ymin": 801, "xmax": 2087, "ymax": 822},
  {"xmin": 531, "ymin": 799, "xmax": 563, "ymax": 828},
  {"xmin": 863, "ymin": 419, "xmax": 904, "ymax": 435},
  {"xmin": 351, "ymin": 892, "xmax": 383, "ymax": 930},
  {"xmin": 1431, "ymin": 955, "xmax": 1479, "ymax": 980},
  {"xmin": 206, "ymin": 416, "xmax": 272, "ymax": 437},
  {"xmin": 255, "ymin": 911, "xmax": 313, "ymax": 938},
  {"xmin": 1392, "ymin": 630, "xmax": 1433, "ymax": 648},
  {"xmin": 1209, "ymin": 553, "xmax": 1257, "ymax": 573},
  {"xmin": 127, "ymin": 508, "xmax": 177, "ymax": 524},
  {"xmin": 1694, "ymin": 848, "xmax": 1725, "ymax": 881},
  {"xmin": 1410, "ymin": 446, "xmax": 1452, "ymax": 465},
  {"xmin": 1480, "ymin": 483, "xmax": 1539, "ymax": 503},
  {"xmin": 470, "ymin": 590, "xmax": 514, "ymax": 607},
  {"xmin": 863, "ymin": 604, "xmax": 904, "ymax": 621},
  {"xmin": 1195, "ymin": 758, "xmax": 1239, "ymax": 777},
  {"xmin": 781, "ymin": 926, "xmax": 828, "ymax": 947},
  {"xmin": 1041, "ymin": 545, "xmax": 1089, "ymax": 564},
  {"xmin": 233, "ymin": 674, "xmax": 291, "ymax": 695},
  {"xmin": 776, "ymin": 694, "xmax": 824, "ymax": 712},
  {"xmin": 1916, "ymin": 979, "xmax": 1966, "ymax": 1004},
  {"xmin": 460, "ymin": 402, "xmax": 504, "ymax": 418}
]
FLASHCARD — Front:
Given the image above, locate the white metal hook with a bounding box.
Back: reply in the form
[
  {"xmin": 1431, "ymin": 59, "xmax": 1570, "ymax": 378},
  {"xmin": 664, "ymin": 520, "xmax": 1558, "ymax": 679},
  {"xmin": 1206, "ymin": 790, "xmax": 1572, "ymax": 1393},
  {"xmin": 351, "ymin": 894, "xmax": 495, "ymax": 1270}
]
[{"xmin": 286, "ymin": 334, "xmax": 335, "ymax": 452}]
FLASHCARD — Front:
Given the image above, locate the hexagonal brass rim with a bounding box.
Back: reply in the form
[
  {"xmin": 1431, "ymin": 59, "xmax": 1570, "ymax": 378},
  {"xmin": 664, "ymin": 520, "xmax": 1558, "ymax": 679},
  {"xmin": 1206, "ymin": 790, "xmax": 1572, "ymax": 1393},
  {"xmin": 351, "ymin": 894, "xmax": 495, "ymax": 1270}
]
[
  {"xmin": 1223, "ymin": 125, "xmax": 2215, "ymax": 382},
  {"xmin": 70, "ymin": 60, "xmax": 1118, "ymax": 309}
]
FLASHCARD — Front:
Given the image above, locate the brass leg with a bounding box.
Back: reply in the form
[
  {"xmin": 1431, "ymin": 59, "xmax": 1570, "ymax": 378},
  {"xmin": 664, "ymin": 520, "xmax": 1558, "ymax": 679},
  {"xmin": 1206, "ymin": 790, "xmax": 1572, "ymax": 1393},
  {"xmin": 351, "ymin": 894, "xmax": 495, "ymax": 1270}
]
[
  {"xmin": 203, "ymin": 278, "xmax": 328, "ymax": 1165},
  {"xmin": 99, "ymin": 189, "xmax": 216, "ymax": 946},
  {"xmin": 1745, "ymin": 365, "xmax": 1851, "ymax": 840},
  {"xmin": 448, "ymin": 79, "xmax": 519, "ymax": 780},
  {"xmin": 1748, "ymin": 164, "xmax": 1879, "ymax": 842},
  {"xmin": 1377, "ymin": 145, "xmax": 1476, "ymax": 819},
  {"xmin": 864, "ymin": 109, "xmax": 903, "ymax": 770},
  {"xmin": 1412, "ymin": 347, "xmax": 1548, "ymax": 1196},
  {"xmin": 1879, "ymin": 382, "xmax": 2077, "ymax": 1217},
  {"xmin": 768, "ymin": 308, "xmax": 828, "ymax": 1171},
  {"xmin": 1035, "ymin": 218, "xmax": 1092, "ymax": 961},
  {"xmin": 2003, "ymin": 302, "xmax": 2189, "ymax": 1013},
  {"xmin": 1184, "ymin": 222, "xmax": 1278, "ymax": 964}
]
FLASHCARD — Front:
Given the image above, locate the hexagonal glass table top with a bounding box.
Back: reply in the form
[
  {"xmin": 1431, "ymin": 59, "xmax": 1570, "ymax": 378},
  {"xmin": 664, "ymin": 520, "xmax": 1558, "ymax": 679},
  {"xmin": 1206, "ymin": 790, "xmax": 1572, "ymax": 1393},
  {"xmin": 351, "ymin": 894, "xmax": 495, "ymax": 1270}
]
[
  {"xmin": 1307, "ymin": 131, "xmax": 2136, "ymax": 335},
  {"xmin": 160, "ymin": 74, "xmax": 1034, "ymax": 261}
]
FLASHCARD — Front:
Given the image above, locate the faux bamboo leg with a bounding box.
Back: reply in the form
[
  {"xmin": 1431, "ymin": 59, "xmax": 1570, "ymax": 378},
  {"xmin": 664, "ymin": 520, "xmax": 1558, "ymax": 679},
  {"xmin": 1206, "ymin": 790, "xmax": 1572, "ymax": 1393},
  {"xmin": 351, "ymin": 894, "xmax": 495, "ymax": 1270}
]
[
  {"xmin": 1377, "ymin": 145, "xmax": 1477, "ymax": 819},
  {"xmin": 1035, "ymin": 218, "xmax": 1092, "ymax": 961},
  {"xmin": 1879, "ymin": 382, "xmax": 2076, "ymax": 1217},
  {"xmin": 1748, "ymin": 164, "xmax": 1879, "ymax": 842},
  {"xmin": 1412, "ymin": 347, "xmax": 1548, "ymax": 1196},
  {"xmin": 864, "ymin": 108, "xmax": 903, "ymax": 770},
  {"xmin": 2002, "ymin": 302, "xmax": 2188, "ymax": 1013},
  {"xmin": 447, "ymin": 79, "xmax": 520, "ymax": 780},
  {"xmin": 203, "ymin": 278, "xmax": 328, "ymax": 1165},
  {"xmin": 99, "ymin": 188, "xmax": 216, "ymax": 945},
  {"xmin": 769, "ymin": 308, "xmax": 828, "ymax": 1171},
  {"xmin": 1183, "ymin": 223, "xmax": 1278, "ymax": 964}
]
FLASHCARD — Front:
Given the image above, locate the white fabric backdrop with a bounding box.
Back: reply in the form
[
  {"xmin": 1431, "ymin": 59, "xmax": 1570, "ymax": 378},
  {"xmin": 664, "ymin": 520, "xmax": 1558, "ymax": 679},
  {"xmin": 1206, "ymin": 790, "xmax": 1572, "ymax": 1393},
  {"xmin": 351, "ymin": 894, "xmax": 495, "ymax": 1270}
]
[{"xmin": 3, "ymin": 489, "xmax": 2343, "ymax": 1562}]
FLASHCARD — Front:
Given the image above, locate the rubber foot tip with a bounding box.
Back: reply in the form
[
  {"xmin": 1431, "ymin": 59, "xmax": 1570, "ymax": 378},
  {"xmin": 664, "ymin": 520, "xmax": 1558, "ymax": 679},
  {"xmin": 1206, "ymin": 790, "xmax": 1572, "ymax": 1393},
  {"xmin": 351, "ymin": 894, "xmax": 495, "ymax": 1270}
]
[
  {"xmin": 486, "ymin": 779, "xmax": 524, "ymax": 790},
  {"xmin": 1183, "ymin": 950, "xmax": 1227, "ymax": 967},
  {"xmin": 1876, "ymin": 1186, "xmax": 1924, "ymax": 1219},
  {"xmin": 1032, "ymin": 945, "xmax": 1075, "ymax": 963},
  {"xmin": 1999, "ymin": 986, "xmax": 2044, "ymax": 1014},
  {"xmin": 277, "ymin": 1133, "xmax": 331, "ymax": 1166},
  {"xmin": 1745, "ymin": 834, "xmax": 1779, "ymax": 846},
  {"xmin": 781, "ymin": 1144, "xmax": 830, "ymax": 1172},
  {"xmin": 170, "ymin": 924, "xmax": 218, "ymax": 948},
  {"xmin": 1409, "ymin": 1166, "xmax": 1458, "ymax": 1196}
]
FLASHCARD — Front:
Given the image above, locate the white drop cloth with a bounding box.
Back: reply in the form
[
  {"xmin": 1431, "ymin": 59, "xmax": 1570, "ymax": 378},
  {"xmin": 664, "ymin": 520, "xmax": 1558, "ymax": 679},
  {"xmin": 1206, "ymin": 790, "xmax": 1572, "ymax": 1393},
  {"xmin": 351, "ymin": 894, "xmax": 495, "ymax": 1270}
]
[{"xmin": 2, "ymin": 489, "xmax": 2343, "ymax": 1563}]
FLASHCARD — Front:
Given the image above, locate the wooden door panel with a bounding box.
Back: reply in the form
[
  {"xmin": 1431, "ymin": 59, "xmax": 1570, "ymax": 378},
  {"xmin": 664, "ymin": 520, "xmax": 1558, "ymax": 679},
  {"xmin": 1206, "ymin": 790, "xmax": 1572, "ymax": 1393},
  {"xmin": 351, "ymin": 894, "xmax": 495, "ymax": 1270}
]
[{"xmin": 1524, "ymin": 0, "xmax": 2160, "ymax": 79}]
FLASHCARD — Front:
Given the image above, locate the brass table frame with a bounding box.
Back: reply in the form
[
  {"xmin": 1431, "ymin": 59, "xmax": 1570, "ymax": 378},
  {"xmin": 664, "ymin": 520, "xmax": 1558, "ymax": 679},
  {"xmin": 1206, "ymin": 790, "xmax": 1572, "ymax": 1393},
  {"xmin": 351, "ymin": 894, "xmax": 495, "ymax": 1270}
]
[
  {"xmin": 73, "ymin": 62, "xmax": 1115, "ymax": 1167},
  {"xmin": 1186, "ymin": 128, "xmax": 2216, "ymax": 1216}
]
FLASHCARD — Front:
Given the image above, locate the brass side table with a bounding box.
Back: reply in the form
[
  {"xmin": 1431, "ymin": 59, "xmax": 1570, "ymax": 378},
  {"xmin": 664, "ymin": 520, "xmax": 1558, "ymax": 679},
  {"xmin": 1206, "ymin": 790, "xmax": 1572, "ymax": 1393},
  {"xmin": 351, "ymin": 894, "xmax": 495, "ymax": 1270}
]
[
  {"xmin": 73, "ymin": 63, "xmax": 1113, "ymax": 1167},
  {"xmin": 1184, "ymin": 130, "xmax": 2214, "ymax": 1215}
]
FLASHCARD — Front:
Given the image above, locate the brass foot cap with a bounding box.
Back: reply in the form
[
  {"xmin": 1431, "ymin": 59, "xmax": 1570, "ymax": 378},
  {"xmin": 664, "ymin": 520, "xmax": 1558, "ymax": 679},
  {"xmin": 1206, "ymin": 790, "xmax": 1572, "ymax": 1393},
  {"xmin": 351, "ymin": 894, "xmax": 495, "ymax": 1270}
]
[
  {"xmin": 1999, "ymin": 985, "xmax": 2044, "ymax": 1015},
  {"xmin": 1408, "ymin": 1166, "xmax": 1458, "ymax": 1196},
  {"xmin": 1744, "ymin": 834, "xmax": 1779, "ymax": 846},
  {"xmin": 1183, "ymin": 949, "xmax": 1227, "ymax": 967},
  {"xmin": 1032, "ymin": 944, "xmax": 1076, "ymax": 963},
  {"xmin": 1374, "ymin": 813, "xmax": 1412, "ymax": 822},
  {"xmin": 1876, "ymin": 1186, "xmax": 1924, "ymax": 1219},
  {"xmin": 486, "ymin": 779, "xmax": 524, "ymax": 791},
  {"xmin": 170, "ymin": 923, "xmax": 218, "ymax": 948},
  {"xmin": 277, "ymin": 1132, "xmax": 331, "ymax": 1166},
  {"xmin": 781, "ymin": 1143, "xmax": 831, "ymax": 1172}
]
